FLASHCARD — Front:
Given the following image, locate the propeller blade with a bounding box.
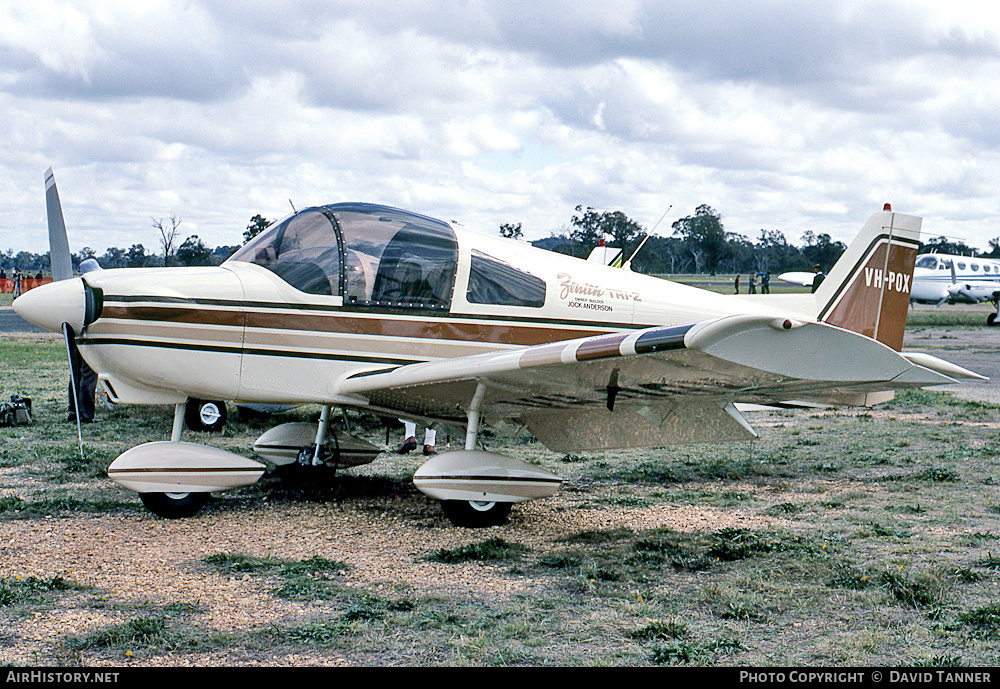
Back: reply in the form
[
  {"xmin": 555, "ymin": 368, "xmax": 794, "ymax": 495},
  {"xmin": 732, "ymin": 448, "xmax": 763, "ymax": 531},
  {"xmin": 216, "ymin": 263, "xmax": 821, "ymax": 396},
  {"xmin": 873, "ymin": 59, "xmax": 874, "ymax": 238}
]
[
  {"xmin": 45, "ymin": 168, "xmax": 73, "ymax": 282},
  {"xmin": 62, "ymin": 323, "xmax": 85, "ymax": 460}
]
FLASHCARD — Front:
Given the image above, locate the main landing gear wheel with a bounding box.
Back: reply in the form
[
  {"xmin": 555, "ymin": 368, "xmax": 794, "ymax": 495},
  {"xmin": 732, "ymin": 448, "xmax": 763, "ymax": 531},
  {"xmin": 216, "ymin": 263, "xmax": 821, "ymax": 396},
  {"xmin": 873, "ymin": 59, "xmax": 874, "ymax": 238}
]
[
  {"xmin": 987, "ymin": 312, "xmax": 997, "ymax": 327},
  {"xmin": 185, "ymin": 399, "xmax": 227, "ymax": 432},
  {"xmin": 441, "ymin": 500, "xmax": 512, "ymax": 528},
  {"xmin": 140, "ymin": 492, "xmax": 209, "ymax": 519}
]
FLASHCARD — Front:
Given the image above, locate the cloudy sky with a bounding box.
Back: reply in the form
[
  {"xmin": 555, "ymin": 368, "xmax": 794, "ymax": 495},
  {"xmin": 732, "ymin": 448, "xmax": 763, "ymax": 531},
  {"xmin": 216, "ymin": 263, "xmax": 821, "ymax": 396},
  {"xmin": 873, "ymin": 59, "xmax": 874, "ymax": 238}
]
[{"xmin": 2, "ymin": 0, "xmax": 999, "ymax": 257}]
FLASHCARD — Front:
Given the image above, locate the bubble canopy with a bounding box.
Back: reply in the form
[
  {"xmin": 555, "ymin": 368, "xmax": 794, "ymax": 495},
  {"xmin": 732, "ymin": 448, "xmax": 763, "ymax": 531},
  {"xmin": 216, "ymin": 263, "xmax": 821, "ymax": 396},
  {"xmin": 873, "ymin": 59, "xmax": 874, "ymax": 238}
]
[{"xmin": 227, "ymin": 203, "xmax": 459, "ymax": 310}]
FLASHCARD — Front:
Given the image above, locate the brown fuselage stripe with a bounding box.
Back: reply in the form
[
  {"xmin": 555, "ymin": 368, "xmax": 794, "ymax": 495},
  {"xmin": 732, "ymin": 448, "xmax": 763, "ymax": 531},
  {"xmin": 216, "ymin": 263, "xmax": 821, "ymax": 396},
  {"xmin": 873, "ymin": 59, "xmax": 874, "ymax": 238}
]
[
  {"xmin": 99, "ymin": 303, "xmax": 610, "ymax": 347},
  {"xmin": 101, "ymin": 305, "xmax": 245, "ymax": 328}
]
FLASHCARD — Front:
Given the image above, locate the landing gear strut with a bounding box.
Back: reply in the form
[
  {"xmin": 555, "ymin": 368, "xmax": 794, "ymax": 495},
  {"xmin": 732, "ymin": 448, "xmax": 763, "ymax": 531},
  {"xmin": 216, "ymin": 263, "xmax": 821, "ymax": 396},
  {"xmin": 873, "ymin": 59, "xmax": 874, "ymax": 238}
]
[
  {"xmin": 133, "ymin": 403, "xmax": 216, "ymax": 517},
  {"xmin": 432, "ymin": 383, "xmax": 515, "ymax": 528},
  {"xmin": 411, "ymin": 382, "xmax": 563, "ymax": 527}
]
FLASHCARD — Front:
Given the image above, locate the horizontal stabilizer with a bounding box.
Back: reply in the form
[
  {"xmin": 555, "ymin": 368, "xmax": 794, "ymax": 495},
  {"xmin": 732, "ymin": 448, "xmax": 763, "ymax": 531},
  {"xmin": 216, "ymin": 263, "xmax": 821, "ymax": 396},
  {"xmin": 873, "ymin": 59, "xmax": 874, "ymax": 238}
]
[
  {"xmin": 684, "ymin": 315, "xmax": 912, "ymax": 382},
  {"xmin": 900, "ymin": 352, "xmax": 988, "ymax": 381}
]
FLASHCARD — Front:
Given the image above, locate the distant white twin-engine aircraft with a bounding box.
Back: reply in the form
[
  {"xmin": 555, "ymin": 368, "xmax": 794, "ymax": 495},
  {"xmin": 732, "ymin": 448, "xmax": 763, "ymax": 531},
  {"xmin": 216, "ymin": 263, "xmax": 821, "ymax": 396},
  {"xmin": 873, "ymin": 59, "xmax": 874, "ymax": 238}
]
[
  {"xmin": 14, "ymin": 171, "xmax": 983, "ymax": 525},
  {"xmin": 909, "ymin": 253, "xmax": 1000, "ymax": 326}
]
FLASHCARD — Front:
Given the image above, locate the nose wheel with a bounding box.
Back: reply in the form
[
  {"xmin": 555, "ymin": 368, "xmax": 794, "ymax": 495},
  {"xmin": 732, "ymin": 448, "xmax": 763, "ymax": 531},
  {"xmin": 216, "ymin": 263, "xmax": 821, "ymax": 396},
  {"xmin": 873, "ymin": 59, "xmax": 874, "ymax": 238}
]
[{"xmin": 185, "ymin": 399, "xmax": 227, "ymax": 432}]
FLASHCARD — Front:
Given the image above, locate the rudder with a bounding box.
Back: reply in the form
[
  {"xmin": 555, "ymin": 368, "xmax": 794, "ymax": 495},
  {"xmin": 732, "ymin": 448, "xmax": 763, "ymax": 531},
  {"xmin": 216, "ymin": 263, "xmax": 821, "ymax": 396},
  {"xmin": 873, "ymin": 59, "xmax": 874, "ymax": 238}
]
[{"xmin": 815, "ymin": 207, "xmax": 922, "ymax": 351}]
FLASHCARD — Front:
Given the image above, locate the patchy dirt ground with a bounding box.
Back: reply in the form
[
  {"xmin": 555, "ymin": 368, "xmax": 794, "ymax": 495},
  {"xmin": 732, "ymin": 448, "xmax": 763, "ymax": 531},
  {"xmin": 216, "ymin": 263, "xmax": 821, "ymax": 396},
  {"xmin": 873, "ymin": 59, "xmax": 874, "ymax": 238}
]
[
  {"xmin": 4, "ymin": 477, "xmax": 792, "ymax": 666},
  {"xmin": 903, "ymin": 325, "xmax": 1000, "ymax": 403}
]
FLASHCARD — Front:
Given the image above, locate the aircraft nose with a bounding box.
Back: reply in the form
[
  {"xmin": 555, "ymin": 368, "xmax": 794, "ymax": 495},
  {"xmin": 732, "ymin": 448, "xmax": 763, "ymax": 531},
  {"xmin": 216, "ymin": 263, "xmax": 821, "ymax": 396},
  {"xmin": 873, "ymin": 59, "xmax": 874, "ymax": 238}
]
[{"xmin": 12, "ymin": 278, "xmax": 89, "ymax": 333}]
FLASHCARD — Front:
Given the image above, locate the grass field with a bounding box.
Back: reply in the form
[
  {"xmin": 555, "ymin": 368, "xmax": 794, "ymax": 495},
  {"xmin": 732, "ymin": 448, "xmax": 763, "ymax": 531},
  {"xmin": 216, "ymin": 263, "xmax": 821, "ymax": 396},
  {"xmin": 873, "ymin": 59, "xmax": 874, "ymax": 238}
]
[{"xmin": 2, "ymin": 333, "xmax": 1000, "ymax": 666}]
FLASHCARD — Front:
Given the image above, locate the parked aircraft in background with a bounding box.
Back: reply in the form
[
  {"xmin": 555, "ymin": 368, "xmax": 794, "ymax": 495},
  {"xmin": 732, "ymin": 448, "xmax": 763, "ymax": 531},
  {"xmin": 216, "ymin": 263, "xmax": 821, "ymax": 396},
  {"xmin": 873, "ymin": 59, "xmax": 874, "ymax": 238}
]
[
  {"xmin": 910, "ymin": 253, "xmax": 1000, "ymax": 326},
  {"xmin": 13, "ymin": 172, "xmax": 983, "ymax": 526},
  {"xmin": 777, "ymin": 271, "xmax": 817, "ymax": 287}
]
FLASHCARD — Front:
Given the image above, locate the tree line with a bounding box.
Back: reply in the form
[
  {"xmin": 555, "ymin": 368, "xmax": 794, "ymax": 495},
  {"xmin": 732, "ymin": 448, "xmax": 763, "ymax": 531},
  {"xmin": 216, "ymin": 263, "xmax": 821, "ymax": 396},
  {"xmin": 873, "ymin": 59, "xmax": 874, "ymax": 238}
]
[
  {"xmin": 3, "ymin": 206, "xmax": 997, "ymax": 277},
  {"xmin": 525, "ymin": 205, "xmax": 1000, "ymax": 276},
  {"xmin": 0, "ymin": 215, "xmax": 265, "ymax": 274}
]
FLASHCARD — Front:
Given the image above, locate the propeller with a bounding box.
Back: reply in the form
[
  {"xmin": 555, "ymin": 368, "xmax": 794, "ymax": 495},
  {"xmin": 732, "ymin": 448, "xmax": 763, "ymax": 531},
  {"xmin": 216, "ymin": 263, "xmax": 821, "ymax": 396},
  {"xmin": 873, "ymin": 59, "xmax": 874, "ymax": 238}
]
[
  {"xmin": 944, "ymin": 260, "xmax": 981, "ymax": 304},
  {"xmin": 45, "ymin": 168, "xmax": 85, "ymax": 458},
  {"xmin": 45, "ymin": 168, "xmax": 73, "ymax": 282},
  {"xmin": 935, "ymin": 260, "xmax": 957, "ymax": 308},
  {"xmin": 63, "ymin": 323, "xmax": 85, "ymax": 459}
]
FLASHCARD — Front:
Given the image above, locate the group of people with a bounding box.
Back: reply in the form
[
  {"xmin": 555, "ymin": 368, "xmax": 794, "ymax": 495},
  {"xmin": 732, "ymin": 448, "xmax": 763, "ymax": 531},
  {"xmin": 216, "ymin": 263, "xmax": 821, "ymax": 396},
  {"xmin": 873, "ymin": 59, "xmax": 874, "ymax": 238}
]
[
  {"xmin": 733, "ymin": 271, "xmax": 772, "ymax": 294},
  {"xmin": 733, "ymin": 265, "xmax": 826, "ymax": 294},
  {"xmin": 1, "ymin": 268, "xmax": 48, "ymax": 298}
]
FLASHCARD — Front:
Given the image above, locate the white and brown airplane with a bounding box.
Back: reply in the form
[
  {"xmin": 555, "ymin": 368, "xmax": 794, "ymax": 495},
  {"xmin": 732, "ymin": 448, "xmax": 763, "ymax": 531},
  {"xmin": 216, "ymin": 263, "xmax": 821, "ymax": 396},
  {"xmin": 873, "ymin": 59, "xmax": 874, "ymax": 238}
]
[{"xmin": 14, "ymin": 173, "xmax": 984, "ymax": 525}]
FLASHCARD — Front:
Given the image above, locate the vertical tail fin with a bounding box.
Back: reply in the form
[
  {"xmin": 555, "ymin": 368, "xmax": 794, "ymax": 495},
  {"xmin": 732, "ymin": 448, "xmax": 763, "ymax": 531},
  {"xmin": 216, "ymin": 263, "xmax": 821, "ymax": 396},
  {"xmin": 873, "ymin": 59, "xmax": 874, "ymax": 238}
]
[{"xmin": 815, "ymin": 207, "xmax": 921, "ymax": 351}]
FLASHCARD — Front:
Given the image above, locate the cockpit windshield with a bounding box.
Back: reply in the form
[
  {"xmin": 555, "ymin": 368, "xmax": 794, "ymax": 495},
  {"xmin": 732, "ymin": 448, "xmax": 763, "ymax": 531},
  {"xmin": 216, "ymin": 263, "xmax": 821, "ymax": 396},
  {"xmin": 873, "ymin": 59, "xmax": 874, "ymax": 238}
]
[
  {"xmin": 227, "ymin": 208, "xmax": 342, "ymax": 295},
  {"xmin": 227, "ymin": 203, "xmax": 459, "ymax": 310}
]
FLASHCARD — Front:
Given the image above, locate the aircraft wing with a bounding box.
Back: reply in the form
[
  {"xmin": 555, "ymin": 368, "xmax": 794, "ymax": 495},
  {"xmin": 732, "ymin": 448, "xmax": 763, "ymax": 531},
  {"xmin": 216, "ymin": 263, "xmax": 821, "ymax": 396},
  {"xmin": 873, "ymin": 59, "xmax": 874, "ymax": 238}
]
[{"xmin": 336, "ymin": 315, "xmax": 983, "ymax": 452}]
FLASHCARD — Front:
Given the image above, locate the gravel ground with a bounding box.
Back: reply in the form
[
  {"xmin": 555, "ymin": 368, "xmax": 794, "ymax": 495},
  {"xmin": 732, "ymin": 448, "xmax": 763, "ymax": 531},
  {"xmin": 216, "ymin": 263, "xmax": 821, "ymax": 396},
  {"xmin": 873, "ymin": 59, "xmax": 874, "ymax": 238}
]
[{"xmin": 2, "ymin": 486, "xmax": 779, "ymax": 666}]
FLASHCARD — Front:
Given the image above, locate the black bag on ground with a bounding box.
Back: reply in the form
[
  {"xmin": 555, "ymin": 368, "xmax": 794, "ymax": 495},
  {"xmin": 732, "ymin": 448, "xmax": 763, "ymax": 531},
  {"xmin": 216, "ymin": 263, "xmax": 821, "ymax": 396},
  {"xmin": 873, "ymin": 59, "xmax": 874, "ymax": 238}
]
[{"xmin": 0, "ymin": 395, "xmax": 32, "ymax": 426}]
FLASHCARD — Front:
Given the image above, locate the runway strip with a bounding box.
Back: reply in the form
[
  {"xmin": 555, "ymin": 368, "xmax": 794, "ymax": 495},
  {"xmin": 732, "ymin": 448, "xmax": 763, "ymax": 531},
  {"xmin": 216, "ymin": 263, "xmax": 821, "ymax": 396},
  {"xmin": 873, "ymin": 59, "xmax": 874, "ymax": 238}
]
[
  {"xmin": 0, "ymin": 307, "xmax": 44, "ymax": 333},
  {"xmin": 903, "ymin": 327, "xmax": 998, "ymax": 404}
]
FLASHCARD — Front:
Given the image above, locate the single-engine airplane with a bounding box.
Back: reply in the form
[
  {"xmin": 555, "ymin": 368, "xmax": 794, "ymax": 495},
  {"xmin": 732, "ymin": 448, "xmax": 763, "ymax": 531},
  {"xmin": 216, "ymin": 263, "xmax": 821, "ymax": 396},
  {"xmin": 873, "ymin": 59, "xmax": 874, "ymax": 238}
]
[
  {"xmin": 14, "ymin": 173, "xmax": 984, "ymax": 526},
  {"xmin": 910, "ymin": 253, "xmax": 1000, "ymax": 326}
]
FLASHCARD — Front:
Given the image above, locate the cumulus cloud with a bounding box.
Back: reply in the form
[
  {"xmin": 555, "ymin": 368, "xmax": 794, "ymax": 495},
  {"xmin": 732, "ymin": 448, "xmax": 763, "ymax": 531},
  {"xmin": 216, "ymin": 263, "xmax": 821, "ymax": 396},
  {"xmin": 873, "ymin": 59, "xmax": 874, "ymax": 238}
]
[{"xmin": 1, "ymin": 0, "xmax": 999, "ymax": 256}]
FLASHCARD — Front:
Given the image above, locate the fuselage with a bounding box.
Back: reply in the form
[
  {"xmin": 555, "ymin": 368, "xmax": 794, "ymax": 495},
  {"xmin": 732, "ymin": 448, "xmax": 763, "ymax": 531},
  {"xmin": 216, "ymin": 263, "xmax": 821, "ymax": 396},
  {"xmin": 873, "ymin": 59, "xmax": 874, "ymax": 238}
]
[
  {"xmin": 16, "ymin": 203, "xmax": 807, "ymax": 407},
  {"xmin": 911, "ymin": 253, "xmax": 1000, "ymax": 303}
]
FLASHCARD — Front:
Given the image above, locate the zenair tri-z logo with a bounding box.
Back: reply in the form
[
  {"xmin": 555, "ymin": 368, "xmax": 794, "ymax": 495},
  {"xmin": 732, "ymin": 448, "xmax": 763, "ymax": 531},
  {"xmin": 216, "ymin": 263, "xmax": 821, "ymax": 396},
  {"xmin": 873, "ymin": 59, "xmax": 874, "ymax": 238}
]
[{"xmin": 864, "ymin": 267, "xmax": 911, "ymax": 294}]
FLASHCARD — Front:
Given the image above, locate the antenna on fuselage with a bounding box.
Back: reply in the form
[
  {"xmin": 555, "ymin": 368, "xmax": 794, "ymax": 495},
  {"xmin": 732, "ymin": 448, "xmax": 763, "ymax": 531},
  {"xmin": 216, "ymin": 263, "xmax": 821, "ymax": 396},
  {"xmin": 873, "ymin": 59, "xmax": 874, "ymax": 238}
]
[
  {"xmin": 622, "ymin": 204, "xmax": 671, "ymax": 271},
  {"xmin": 289, "ymin": 199, "xmax": 298, "ymax": 215}
]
